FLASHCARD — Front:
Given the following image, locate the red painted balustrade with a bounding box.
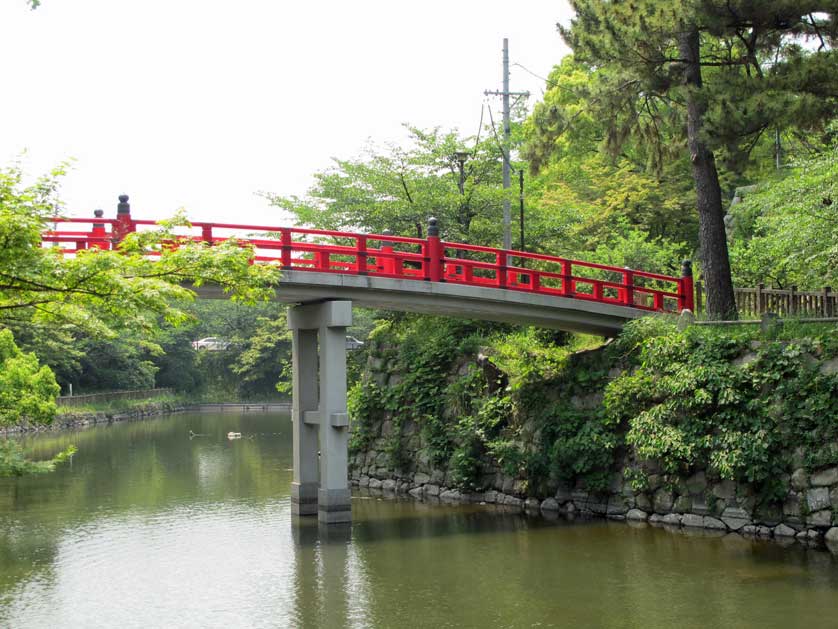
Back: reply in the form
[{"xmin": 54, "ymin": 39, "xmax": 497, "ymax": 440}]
[{"xmin": 41, "ymin": 198, "xmax": 695, "ymax": 314}]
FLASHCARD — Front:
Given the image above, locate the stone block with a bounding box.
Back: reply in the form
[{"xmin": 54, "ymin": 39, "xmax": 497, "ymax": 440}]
[
  {"xmin": 413, "ymin": 472, "xmax": 430, "ymax": 486},
  {"xmin": 368, "ymin": 478, "xmax": 382, "ymax": 489},
  {"xmin": 807, "ymin": 509, "xmax": 833, "ymax": 527},
  {"xmin": 524, "ymin": 497, "xmax": 541, "ymax": 511},
  {"xmin": 773, "ymin": 523, "xmax": 798, "ymax": 537},
  {"xmin": 712, "ymin": 480, "xmax": 737, "ymax": 501},
  {"xmin": 647, "ymin": 474, "xmax": 662, "ymax": 491},
  {"xmin": 540, "ymin": 498, "xmax": 559, "ymax": 512},
  {"xmin": 685, "ymin": 471, "xmax": 707, "ymax": 495},
  {"xmin": 807, "ymin": 487, "xmax": 831, "ymax": 512},
  {"xmin": 690, "ymin": 497, "xmax": 711, "ymax": 516},
  {"xmin": 408, "ymin": 487, "xmax": 422, "ymax": 498},
  {"xmin": 648, "ymin": 513, "xmax": 663, "ymax": 524},
  {"xmin": 635, "ymin": 493, "xmax": 653, "ymax": 512},
  {"xmin": 483, "ymin": 490, "xmax": 498, "ymax": 504},
  {"xmin": 653, "ymin": 489, "xmax": 674, "ymax": 513},
  {"xmin": 791, "ymin": 468, "xmax": 809, "ymax": 491},
  {"xmin": 381, "ymin": 479, "xmax": 397, "ymax": 492},
  {"xmin": 721, "ymin": 507, "xmax": 751, "ymax": 531},
  {"xmin": 811, "ymin": 467, "xmax": 838, "ymax": 487},
  {"xmin": 431, "ymin": 470, "xmax": 445, "ymax": 485},
  {"xmin": 662, "ymin": 514, "xmax": 682, "ymax": 526},
  {"xmin": 681, "ymin": 514, "xmax": 704, "ymax": 528},
  {"xmin": 359, "ymin": 475, "xmax": 370, "ymax": 488},
  {"xmin": 440, "ymin": 489, "xmax": 462, "ymax": 501},
  {"xmin": 825, "ymin": 527, "xmax": 838, "ymax": 544},
  {"xmin": 626, "ymin": 509, "xmax": 648, "ymax": 522},
  {"xmin": 674, "ymin": 496, "xmax": 693, "ymax": 513},
  {"xmin": 702, "ymin": 516, "xmax": 727, "ymax": 530},
  {"xmin": 796, "ymin": 529, "xmax": 821, "ymax": 542},
  {"xmin": 424, "ymin": 484, "xmax": 440, "ymax": 497}
]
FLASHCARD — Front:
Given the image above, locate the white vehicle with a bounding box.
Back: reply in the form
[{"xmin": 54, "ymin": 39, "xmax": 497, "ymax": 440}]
[
  {"xmin": 346, "ymin": 336, "xmax": 365, "ymax": 350},
  {"xmin": 191, "ymin": 337, "xmax": 231, "ymax": 351}
]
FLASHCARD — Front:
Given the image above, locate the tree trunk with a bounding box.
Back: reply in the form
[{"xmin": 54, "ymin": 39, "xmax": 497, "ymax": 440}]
[{"xmin": 679, "ymin": 27, "xmax": 738, "ymax": 319}]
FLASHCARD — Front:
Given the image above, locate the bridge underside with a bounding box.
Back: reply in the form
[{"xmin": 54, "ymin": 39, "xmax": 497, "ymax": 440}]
[{"xmin": 196, "ymin": 270, "xmax": 650, "ymax": 336}]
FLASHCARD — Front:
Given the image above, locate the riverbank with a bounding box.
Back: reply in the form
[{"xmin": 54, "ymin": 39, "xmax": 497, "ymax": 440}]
[
  {"xmin": 1, "ymin": 398, "xmax": 290, "ymax": 435},
  {"xmin": 348, "ymin": 316, "xmax": 838, "ymax": 550}
]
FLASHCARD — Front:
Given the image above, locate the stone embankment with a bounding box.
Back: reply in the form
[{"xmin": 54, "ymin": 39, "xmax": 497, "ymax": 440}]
[
  {"xmin": 350, "ymin": 335, "xmax": 838, "ymax": 551},
  {"xmin": 351, "ymin": 457, "xmax": 838, "ymax": 548},
  {"xmin": 1, "ymin": 400, "xmax": 192, "ymax": 435}
]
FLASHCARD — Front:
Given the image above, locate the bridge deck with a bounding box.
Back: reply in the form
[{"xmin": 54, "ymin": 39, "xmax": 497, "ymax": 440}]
[{"xmin": 194, "ymin": 270, "xmax": 649, "ymax": 336}]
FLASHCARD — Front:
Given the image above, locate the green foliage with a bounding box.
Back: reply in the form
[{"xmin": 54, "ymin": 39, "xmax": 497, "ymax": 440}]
[
  {"xmin": 606, "ymin": 319, "xmax": 838, "ymax": 502},
  {"xmin": 0, "ymin": 329, "xmax": 60, "ymax": 427},
  {"xmin": 0, "ymin": 329, "xmax": 73, "ymax": 477},
  {"xmin": 728, "ymin": 146, "xmax": 838, "ymax": 289},
  {"xmin": 0, "ymin": 163, "xmax": 279, "ymax": 376},
  {"xmin": 265, "ymin": 125, "xmax": 512, "ymax": 245},
  {"xmin": 0, "ymin": 440, "xmax": 75, "ymax": 477}
]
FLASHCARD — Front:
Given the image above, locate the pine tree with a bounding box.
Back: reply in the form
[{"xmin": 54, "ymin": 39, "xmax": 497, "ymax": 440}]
[{"xmin": 555, "ymin": 1, "xmax": 837, "ymax": 318}]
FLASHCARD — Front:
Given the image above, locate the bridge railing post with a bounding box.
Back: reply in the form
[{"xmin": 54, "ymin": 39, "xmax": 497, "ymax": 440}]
[
  {"xmin": 90, "ymin": 209, "xmax": 109, "ymax": 250},
  {"xmin": 201, "ymin": 224, "xmax": 213, "ymax": 245},
  {"xmin": 561, "ymin": 260, "xmax": 573, "ymax": 297},
  {"xmin": 356, "ymin": 235, "xmax": 368, "ymax": 275},
  {"xmin": 426, "ymin": 217, "xmax": 443, "ymax": 282},
  {"xmin": 112, "ymin": 194, "xmax": 136, "ymax": 244},
  {"xmin": 380, "ymin": 230, "xmax": 395, "ymax": 275},
  {"xmin": 497, "ymin": 251, "xmax": 508, "ymax": 289},
  {"xmin": 280, "ymin": 229, "xmax": 292, "ymax": 269},
  {"xmin": 623, "ymin": 268, "xmax": 634, "ymax": 306},
  {"xmin": 680, "ymin": 260, "xmax": 695, "ymax": 313}
]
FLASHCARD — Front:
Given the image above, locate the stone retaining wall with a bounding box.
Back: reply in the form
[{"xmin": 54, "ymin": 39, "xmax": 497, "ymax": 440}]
[{"xmin": 350, "ymin": 348, "xmax": 838, "ymax": 551}]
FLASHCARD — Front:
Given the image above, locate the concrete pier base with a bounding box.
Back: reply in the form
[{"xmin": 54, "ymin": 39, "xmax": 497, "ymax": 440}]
[
  {"xmin": 291, "ymin": 481, "xmax": 319, "ymax": 516},
  {"xmin": 288, "ymin": 300, "xmax": 353, "ymax": 524}
]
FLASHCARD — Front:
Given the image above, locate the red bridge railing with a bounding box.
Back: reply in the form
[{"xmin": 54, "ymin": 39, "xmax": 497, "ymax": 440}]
[{"xmin": 42, "ymin": 195, "xmax": 695, "ymax": 314}]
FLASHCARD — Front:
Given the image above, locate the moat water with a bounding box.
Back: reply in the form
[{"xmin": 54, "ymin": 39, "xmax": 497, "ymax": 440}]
[{"xmin": 1, "ymin": 412, "xmax": 837, "ymax": 628}]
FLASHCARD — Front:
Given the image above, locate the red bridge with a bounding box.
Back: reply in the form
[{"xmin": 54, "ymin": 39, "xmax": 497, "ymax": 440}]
[{"xmin": 43, "ymin": 195, "xmax": 694, "ymax": 336}]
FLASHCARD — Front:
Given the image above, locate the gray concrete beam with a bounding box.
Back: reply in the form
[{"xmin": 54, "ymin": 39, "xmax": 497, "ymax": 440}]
[{"xmin": 194, "ymin": 271, "xmax": 650, "ymax": 336}]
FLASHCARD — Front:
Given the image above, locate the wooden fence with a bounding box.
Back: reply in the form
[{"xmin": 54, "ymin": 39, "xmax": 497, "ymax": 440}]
[
  {"xmin": 695, "ymin": 282, "xmax": 836, "ymax": 318},
  {"xmin": 56, "ymin": 387, "xmax": 173, "ymax": 407}
]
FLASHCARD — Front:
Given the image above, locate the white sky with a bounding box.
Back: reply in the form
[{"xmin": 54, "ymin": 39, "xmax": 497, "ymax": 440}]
[{"xmin": 1, "ymin": 0, "xmax": 571, "ymax": 224}]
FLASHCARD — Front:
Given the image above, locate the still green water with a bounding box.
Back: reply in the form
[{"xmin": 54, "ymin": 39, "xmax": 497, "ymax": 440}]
[{"xmin": 1, "ymin": 412, "xmax": 837, "ymax": 629}]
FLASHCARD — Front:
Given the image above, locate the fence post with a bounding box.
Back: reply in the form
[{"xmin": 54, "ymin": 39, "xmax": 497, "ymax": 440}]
[
  {"xmin": 757, "ymin": 283, "xmax": 765, "ymax": 314},
  {"xmin": 824, "ymin": 287, "xmax": 833, "ymax": 318},
  {"xmin": 680, "ymin": 260, "xmax": 695, "ymax": 312},
  {"xmin": 201, "ymin": 224, "xmax": 213, "ymax": 245},
  {"xmin": 790, "ymin": 285, "xmax": 797, "ymax": 316},
  {"xmin": 113, "ymin": 194, "xmax": 135, "ymax": 244},
  {"xmin": 426, "ymin": 217, "xmax": 443, "ymax": 282}
]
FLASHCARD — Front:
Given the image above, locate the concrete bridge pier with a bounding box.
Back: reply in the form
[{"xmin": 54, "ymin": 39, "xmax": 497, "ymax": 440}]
[{"xmin": 288, "ymin": 300, "xmax": 353, "ymax": 524}]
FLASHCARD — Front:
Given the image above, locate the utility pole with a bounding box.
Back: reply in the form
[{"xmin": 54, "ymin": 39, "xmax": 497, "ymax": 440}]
[{"xmin": 485, "ymin": 38, "xmax": 528, "ymax": 250}]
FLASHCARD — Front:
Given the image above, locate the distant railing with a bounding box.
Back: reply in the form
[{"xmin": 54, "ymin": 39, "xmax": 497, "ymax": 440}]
[
  {"xmin": 56, "ymin": 388, "xmax": 173, "ymax": 407},
  {"xmin": 695, "ymin": 282, "xmax": 836, "ymax": 318},
  {"xmin": 41, "ymin": 194, "xmax": 696, "ymax": 316}
]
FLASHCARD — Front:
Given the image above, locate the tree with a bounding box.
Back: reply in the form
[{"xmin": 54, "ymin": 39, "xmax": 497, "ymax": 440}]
[
  {"xmin": 541, "ymin": 1, "xmax": 837, "ymax": 318},
  {"xmin": 728, "ymin": 143, "xmax": 838, "ymax": 289},
  {"xmin": 0, "ymin": 163, "xmax": 279, "ymax": 352},
  {"xmin": 265, "ymin": 125, "xmax": 512, "ymax": 246},
  {"xmin": 0, "ymin": 328, "xmax": 75, "ymax": 476},
  {"xmin": 0, "ymin": 163, "xmax": 279, "ymax": 473}
]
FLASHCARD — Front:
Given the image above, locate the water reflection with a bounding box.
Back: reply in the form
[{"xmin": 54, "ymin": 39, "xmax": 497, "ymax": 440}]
[{"xmin": 0, "ymin": 412, "xmax": 837, "ymax": 629}]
